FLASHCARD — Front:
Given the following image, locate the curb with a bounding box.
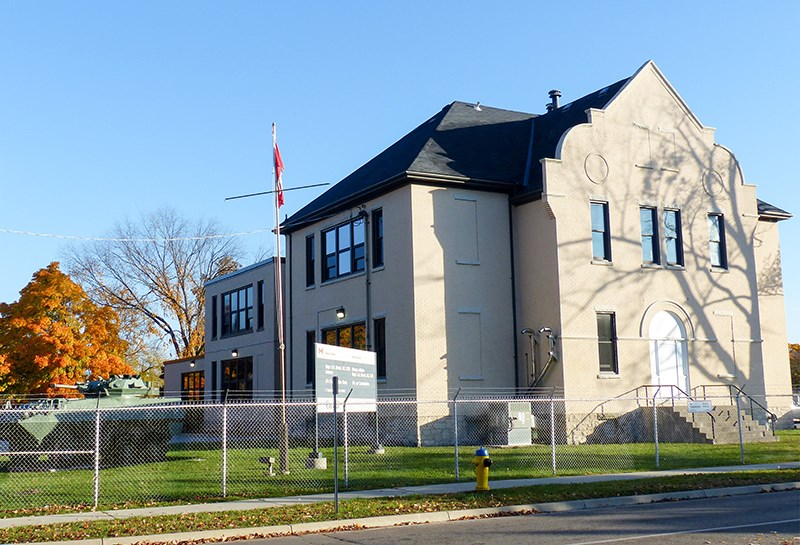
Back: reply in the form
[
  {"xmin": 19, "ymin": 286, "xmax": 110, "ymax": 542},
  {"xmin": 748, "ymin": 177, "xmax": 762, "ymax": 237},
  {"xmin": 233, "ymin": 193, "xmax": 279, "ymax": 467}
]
[{"xmin": 15, "ymin": 482, "xmax": 800, "ymax": 545}]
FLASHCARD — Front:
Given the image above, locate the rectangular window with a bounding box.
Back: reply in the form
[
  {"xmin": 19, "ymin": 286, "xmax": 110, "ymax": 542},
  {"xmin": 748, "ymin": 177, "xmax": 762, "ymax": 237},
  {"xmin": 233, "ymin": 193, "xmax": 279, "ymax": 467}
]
[
  {"xmin": 664, "ymin": 209, "xmax": 684, "ymax": 266},
  {"xmin": 372, "ymin": 208, "xmax": 384, "ymax": 268},
  {"xmin": 181, "ymin": 371, "xmax": 205, "ymax": 401},
  {"xmin": 306, "ymin": 330, "xmax": 316, "ymax": 387},
  {"xmin": 596, "ymin": 313, "xmax": 618, "ymax": 374},
  {"xmin": 591, "ymin": 201, "xmax": 611, "ymax": 262},
  {"xmin": 305, "ymin": 235, "xmax": 315, "ymax": 287},
  {"xmin": 211, "ymin": 361, "xmax": 217, "ymax": 401},
  {"xmin": 639, "ymin": 207, "xmax": 660, "ymax": 265},
  {"xmin": 221, "ymin": 285, "xmax": 254, "ymax": 336},
  {"xmin": 708, "ymin": 214, "xmax": 727, "ymax": 269},
  {"xmin": 257, "ymin": 281, "xmax": 264, "ymax": 330},
  {"xmin": 321, "ymin": 322, "xmax": 367, "ymax": 350},
  {"xmin": 321, "ymin": 218, "xmax": 366, "ymax": 281},
  {"xmin": 374, "ymin": 317, "xmax": 386, "ymax": 380},
  {"xmin": 211, "ymin": 295, "xmax": 218, "ymax": 339},
  {"xmin": 221, "ymin": 357, "xmax": 253, "ymax": 399}
]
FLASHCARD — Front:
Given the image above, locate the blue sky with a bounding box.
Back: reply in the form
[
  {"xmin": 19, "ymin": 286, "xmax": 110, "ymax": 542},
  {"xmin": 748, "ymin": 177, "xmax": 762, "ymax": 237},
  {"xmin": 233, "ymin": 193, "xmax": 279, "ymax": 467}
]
[{"xmin": 1, "ymin": 2, "xmax": 798, "ymax": 342}]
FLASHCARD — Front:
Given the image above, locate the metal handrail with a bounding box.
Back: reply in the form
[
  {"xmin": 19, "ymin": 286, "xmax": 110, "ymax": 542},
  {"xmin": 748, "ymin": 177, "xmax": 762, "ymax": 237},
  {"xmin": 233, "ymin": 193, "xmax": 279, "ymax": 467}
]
[
  {"xmin": 565, "ymin": 384, "xmax": 715, "ymax": 442},
  {"xmin": 691, "ymin": 384, "xmax": 776, "ymax": 431}
]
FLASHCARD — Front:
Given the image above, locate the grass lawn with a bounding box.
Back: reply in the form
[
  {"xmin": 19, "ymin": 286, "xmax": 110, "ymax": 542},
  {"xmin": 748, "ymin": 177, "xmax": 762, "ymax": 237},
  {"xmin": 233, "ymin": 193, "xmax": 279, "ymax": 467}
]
[
  {"xmin": 0, "ymin": 468, "xmax": 798, "ymax": 544},
  {"xmin": 1, "ymin": 430, "xmax": 797, "ymax": 516}
]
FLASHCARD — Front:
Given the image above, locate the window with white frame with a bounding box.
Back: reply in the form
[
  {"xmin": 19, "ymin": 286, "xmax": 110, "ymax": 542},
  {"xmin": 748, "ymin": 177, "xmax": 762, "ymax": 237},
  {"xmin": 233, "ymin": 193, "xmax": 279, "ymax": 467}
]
[
  {"xmin": 639, "ymin": 207, "xmax": 659, "ymax": 265},
  {"xmin": 708, "ymin": 213, "xmax": 727, "ymax": 269},
  {"xmin": 591, "ymin": 201, "xmax": 612, "ymax": 262},
  {"xmin": 663, "ymin": 209, "xmax": 684, "ymax": 266}
]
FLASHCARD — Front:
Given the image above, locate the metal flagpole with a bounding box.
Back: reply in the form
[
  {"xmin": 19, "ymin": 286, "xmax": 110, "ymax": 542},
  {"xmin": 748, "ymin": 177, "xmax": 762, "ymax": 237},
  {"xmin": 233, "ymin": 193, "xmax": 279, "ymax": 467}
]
[{"xmin": 273, "ymin": 123, "xmax": 289, "ymax": 473}]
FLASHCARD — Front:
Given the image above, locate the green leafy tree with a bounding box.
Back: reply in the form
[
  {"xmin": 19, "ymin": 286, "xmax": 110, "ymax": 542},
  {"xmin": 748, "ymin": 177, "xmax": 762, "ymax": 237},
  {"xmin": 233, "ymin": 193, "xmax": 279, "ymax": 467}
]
[{"xmin": 0, "ymin": 262, "xmax": 132, "ymax": 395}]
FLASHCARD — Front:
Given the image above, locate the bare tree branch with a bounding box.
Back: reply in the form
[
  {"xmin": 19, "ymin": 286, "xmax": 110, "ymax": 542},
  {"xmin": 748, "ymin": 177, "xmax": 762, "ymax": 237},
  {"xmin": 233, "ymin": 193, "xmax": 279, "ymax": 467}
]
[{"xmin": 66, "ymin": 207, "xmax": 244, "ymax": 360}]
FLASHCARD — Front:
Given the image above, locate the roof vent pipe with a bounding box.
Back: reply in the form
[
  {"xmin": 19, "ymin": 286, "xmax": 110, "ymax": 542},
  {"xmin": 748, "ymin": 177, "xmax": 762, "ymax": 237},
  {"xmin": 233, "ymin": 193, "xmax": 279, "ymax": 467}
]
[{"xmin": 548, "ymin": 89, "xmax": 561, "ymax": 111}]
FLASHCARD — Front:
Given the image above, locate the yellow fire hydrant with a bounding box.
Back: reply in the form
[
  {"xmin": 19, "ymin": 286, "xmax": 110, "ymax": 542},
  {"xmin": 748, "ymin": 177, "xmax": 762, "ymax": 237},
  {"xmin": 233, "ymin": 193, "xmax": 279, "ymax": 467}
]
[{"xmin": 473, "ymin": 447, "xmax": 492, "ymax": 491}]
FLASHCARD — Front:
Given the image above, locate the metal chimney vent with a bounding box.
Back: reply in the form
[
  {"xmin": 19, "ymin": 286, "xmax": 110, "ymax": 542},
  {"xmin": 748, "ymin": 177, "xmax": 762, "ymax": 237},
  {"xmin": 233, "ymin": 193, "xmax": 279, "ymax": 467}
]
[{"xmin": 548, "ymin": 89, "xmax": 561, "ymax": 111}]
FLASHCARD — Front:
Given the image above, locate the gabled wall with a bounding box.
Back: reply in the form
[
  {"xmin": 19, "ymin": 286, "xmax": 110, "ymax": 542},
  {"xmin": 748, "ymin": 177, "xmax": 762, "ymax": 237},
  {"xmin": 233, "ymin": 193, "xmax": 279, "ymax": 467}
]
[{"xmin": 528, "ymin": 61, "xmax": 771, "ymax": 400}]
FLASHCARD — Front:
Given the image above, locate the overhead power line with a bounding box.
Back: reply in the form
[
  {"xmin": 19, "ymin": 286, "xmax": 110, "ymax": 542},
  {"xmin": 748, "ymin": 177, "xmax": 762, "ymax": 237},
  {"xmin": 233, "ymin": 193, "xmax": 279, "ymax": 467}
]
[{"xmin": 0, "ymin": 228, "xmax": 272, "ymax": 243}]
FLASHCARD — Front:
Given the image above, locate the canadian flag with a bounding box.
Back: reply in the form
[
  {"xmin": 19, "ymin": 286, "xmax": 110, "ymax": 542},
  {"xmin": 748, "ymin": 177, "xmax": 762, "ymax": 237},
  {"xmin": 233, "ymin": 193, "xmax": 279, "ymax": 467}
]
[{"xmin": 272, "ymin": 123, "xmax": 285, "ymax": 207}]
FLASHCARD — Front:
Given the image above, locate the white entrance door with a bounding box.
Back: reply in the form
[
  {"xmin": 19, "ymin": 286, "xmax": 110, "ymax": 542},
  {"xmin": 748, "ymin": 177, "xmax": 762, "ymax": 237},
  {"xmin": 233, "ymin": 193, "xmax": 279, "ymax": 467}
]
[{"xmin": 649, "ymin": 311, "xmax": 689, "ymax": 396}]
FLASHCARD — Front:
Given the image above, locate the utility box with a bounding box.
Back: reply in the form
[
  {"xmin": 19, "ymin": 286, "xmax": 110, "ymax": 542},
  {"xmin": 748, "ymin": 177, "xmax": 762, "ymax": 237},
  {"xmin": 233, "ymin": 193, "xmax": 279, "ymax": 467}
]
[{"xmin": 507, "ymin": 402, "xmax": 533, "ymax": 446}]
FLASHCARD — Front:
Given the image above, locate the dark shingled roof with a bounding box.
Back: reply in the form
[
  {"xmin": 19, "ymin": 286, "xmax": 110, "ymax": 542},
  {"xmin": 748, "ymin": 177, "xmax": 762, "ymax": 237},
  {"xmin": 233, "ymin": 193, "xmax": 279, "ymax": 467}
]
[
  {"xmin": 521, "ymin": 77, "xmax": 630, "ymax": 194},
  {"xmin": 757, "ymin": 199, "xmax": 792, "ymax": 221},
  {"xmin": 285, "ymin": 72, "xmax": 790, "ymax": 233},
  {"xmin": 283, "ymin": 102, "xmax": 535, "ymax": 232}
]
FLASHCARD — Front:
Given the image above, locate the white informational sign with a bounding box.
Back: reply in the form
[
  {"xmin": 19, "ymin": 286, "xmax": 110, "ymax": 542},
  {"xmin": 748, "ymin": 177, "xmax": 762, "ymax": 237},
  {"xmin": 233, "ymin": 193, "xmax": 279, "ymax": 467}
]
[
  {"xmin": 315, "ymin": 343, "xmax": 377, "ymax": 413},
  {"xmin": 687, "ymin": 400, "xmax": 713, "ymax": 413}
]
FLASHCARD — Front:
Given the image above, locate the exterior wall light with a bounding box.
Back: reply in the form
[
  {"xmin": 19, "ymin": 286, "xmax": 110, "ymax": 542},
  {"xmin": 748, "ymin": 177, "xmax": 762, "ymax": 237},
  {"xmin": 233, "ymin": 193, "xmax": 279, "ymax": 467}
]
[
  {"xmin": 231, "ymin": 349, "xmax": 239, "ymax": 358},
  {"xmin": 336, "ymin": 307, "xmax": 346, "ymax": 319}
]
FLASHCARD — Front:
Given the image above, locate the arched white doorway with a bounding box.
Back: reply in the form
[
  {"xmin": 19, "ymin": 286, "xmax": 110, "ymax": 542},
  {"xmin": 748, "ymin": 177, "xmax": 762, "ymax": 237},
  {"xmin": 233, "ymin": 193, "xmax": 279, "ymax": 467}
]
[{"xmin": 648, "ymin": 311, "xmax": 689, "ymax": 396}]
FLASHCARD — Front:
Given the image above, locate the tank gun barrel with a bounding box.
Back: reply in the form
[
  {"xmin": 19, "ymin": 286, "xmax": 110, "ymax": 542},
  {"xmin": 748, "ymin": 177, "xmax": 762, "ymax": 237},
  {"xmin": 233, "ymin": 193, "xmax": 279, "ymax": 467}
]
[{"xmin": 51, "ymin": 383, "xmax": 80, "ymax": 390}]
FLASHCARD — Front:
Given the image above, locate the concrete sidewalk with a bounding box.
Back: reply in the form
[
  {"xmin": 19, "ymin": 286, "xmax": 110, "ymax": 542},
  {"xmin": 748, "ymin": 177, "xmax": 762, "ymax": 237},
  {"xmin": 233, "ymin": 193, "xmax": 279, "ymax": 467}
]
[{"xmin": 4, "ymin": 462, "xmax": 800, "ymax": 544}]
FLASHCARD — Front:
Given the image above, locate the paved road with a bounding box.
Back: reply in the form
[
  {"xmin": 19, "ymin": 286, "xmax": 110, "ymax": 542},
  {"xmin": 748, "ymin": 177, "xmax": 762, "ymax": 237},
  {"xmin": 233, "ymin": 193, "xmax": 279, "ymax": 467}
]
[{"xmin": 249, "ymin": 490, "xmax": 800, "ymax": 545}]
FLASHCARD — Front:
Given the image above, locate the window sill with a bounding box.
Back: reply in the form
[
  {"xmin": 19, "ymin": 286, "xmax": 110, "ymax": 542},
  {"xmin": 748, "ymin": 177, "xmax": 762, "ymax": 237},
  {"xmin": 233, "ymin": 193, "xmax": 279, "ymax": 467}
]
[
  {"xmin": 459, "ymin": 375, "xmax": 484, "ymax": 381},
  {"xmin": 665, "ymin": 265, "xmax": 685, "ymax": 271},
  {"xmin": 709, "ymin": 267, "xmax": 729, "ymax": 274},
  {"xmin": 220, "ymin": 329, "xmax": 255, "ymax": 340},
  {"xmin": 456, "ymin": 260, "xmax": 481, "ymax": 266},
  {"xmin": 596, "ymin": 373, "xmax": 620, "ymax": 379},
  {"xmin": 372, "ymin": 265, "xmax": 385, "ymax": 273},
  {"xmin": 640, "ymin": 263, "xmax": 660, "ymax": 270},
  {"xmin": 305, "ymin": 284, "xmax": 316, "ymax": 290},
  {"xmin": 321, "ymin": 269, "xmax": 366, "ymax": 287},
  {"xmin": 377, "ymin": 378, "xmax": 387, "ymax": 384},
  {"xmin": 591, "ymin": 259, "xmax": 613, "ymax": 267}
]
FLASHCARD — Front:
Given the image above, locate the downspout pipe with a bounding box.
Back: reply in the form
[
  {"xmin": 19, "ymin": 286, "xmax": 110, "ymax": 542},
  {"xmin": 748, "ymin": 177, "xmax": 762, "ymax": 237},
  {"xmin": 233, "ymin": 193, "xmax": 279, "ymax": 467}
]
[{"xmin": 508, "ymin": 200, "xmax": 520, "ymax": 389}]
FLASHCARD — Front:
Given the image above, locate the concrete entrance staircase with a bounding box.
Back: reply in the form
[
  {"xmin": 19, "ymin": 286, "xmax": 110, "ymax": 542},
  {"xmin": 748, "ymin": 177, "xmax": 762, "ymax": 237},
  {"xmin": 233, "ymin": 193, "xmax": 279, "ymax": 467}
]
[{"xmin": 657, "ymin": 404, "xmax": 777, "ymax": 444}]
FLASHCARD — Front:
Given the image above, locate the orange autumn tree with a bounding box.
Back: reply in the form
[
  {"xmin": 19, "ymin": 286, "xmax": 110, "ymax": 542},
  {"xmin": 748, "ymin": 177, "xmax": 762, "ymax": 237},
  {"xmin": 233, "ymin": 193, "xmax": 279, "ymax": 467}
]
[
  {"xmin": 0, "ymin": 262, "xmax": 132, "ymax": 395},
  {"xmin": 790, "ymin": 343, "xmax": 800, "ymax": 388}
]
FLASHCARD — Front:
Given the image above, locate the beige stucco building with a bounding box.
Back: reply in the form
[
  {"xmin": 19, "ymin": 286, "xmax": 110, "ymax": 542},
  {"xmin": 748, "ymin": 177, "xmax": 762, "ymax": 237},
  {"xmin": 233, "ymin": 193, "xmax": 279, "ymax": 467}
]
[
  {"xmin": 163, "ymin": 258, "xmax": 284, "ymax": 401},
  {"xmin": 164, "ymin": 61, "xmax": 793, "ymax": 440},
  {"xmin": 281, "ymin": 61, "xmax": 793, "ymax": 423}
]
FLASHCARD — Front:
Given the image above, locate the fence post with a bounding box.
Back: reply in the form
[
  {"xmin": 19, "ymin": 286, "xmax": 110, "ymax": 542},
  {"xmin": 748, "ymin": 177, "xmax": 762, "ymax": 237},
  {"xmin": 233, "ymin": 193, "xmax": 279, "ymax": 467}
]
[
  {"xmin": 549, "ymin": 396, "xmax": 556, "ymax": 475},
  {"xmin": 343, "ymin": 389, "xmax": 352, "ymax": 489},
  {"xmin": 93, "ymin": 398, "xmax": 101, "ymax": 509},
  {"xmin": 222, "ymin": 390, "xmax": 228, "ymax": 498},
  {"xmin": 333, "ymin": 377, "xmax": 339, "ymax": 515},
  {"xmin": 736, "ymin": 392, "xmax": 745, "ymax": 464},
  {"xmin": 653, "ymin": 388, "xmax": 661, "ymax": 468},
  {"xmin": 452, "ymin": 388, "xmax": 461, "ymax": 481}
]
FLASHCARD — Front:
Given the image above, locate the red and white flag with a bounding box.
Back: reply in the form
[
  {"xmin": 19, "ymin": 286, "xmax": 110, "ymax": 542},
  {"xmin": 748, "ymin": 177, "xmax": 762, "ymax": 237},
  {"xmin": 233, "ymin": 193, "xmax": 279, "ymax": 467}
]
[{"xmin": 272, "ymin": 123, "xmax": 285, "ymax": 208}]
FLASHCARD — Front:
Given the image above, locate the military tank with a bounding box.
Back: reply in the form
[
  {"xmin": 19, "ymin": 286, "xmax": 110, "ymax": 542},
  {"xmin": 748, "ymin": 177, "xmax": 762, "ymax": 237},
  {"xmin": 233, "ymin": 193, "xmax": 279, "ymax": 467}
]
[{"xmin": 0, "ymin": 375, "xmax": 184, "ymax": 471}]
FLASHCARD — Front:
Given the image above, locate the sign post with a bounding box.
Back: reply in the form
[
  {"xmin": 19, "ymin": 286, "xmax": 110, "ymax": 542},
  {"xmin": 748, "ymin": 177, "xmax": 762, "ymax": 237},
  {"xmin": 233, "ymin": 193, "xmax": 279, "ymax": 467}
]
[
  {"xmin": 315, "ymin": 343, "xmax": 377, "ymax": 515},
  {"xmin": 332, "ymin": 375, "xmax": 339, "ymax": 514}
]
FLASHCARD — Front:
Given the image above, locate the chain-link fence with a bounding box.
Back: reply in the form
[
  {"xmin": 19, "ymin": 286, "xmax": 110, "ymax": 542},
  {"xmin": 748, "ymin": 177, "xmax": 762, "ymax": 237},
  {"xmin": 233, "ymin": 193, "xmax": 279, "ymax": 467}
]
[{"xmin": 1, "ymin": 390, "xmax": 796, "ymax": 514}]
